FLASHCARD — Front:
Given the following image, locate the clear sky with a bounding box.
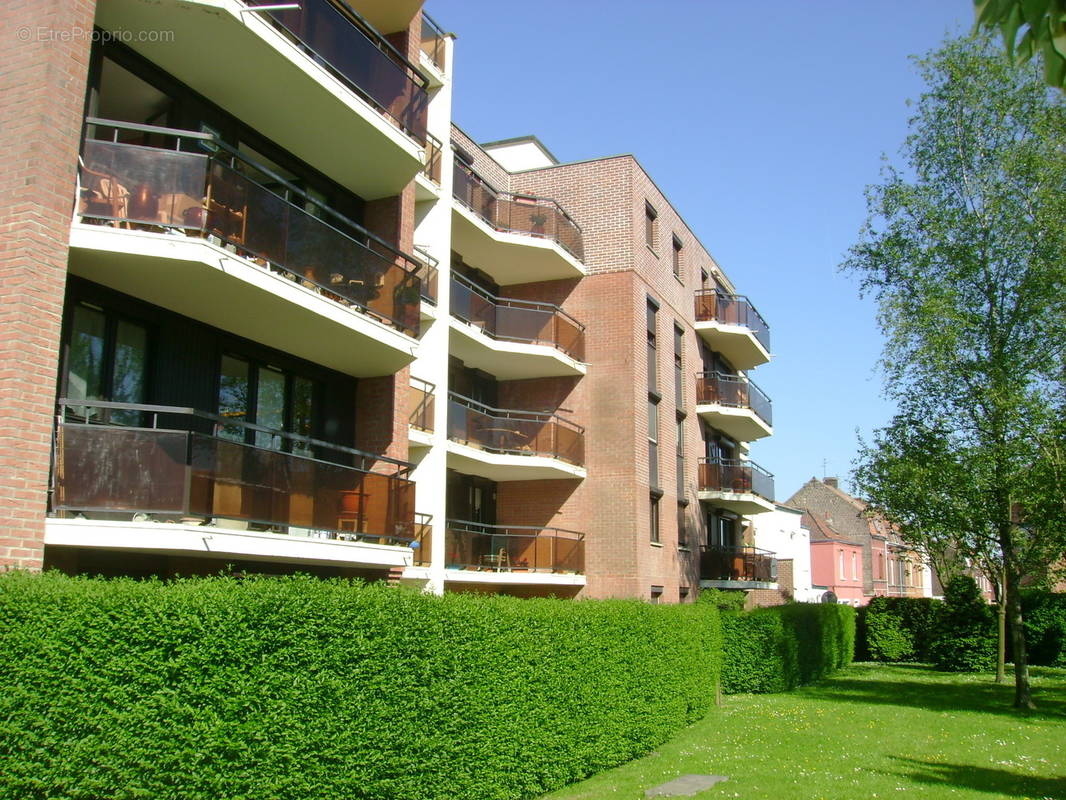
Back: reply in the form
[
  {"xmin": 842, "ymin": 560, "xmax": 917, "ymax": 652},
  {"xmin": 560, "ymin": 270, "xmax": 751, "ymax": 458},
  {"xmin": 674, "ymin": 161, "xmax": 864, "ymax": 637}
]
[{"xmin": 428, "ymin": 0, "xmax": 972, "ymax": 500}]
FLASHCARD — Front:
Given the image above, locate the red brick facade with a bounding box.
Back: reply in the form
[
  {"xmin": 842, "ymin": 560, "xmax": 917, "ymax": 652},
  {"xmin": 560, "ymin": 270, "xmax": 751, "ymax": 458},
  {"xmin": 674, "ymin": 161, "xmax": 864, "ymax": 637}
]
[{"xmin": 0, "ymin": 0, "xmax": 97, "ymax": 570}]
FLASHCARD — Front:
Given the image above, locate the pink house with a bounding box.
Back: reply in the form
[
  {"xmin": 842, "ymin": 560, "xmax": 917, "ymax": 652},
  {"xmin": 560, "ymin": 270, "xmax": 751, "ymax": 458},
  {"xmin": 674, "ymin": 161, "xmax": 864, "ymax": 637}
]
[{"xmin": 806, "ymin": 513, "xmax": 867, "ymax": 606}]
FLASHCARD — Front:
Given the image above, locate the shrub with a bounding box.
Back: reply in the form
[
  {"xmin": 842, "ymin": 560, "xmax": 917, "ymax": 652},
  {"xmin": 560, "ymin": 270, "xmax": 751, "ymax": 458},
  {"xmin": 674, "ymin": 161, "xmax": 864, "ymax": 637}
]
[
  {"xmin": 931, "ymin": 575, "xmax": 996, "ymax": 672},
  {"xmin": 0, "ymin": 572, "xmax": 721, "ymax": 800},
  {"xmin": 1020, "ymin": 590, "xmax": 1066, "ymax": 667},
  {"xmin": 697, "ymin": 588, "xmax": 747, "ymax": 612},
  {"xmin": 720, "ymin": 603, "xmax": 855, "ymax": 693},
  {"xmin": 857, "ymin": 597, "xmax": 942, "ymax": 662}
]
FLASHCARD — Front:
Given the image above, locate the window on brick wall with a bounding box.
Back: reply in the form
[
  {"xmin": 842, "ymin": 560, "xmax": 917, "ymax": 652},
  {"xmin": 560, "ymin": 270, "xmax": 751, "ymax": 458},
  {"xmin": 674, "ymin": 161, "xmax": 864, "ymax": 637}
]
[
  {"xmin": 645, "ymin": 202, "xmax": 658, "ymax": 251},
  {"xmin": 648, "ymin": 397, "xmax": 659, "ymax": 488},
  {"xmin": 650, "ymin": 584, "xmax": 664, "ymax": 604},
  {"xmin": 673, "ymin": 324, "xmax": 684, "ymax": 408},
  {"xmin": 677, "ymin": 502, "xmax": 688, "ymax": 548},
  {"xmin": 672, "ymin": 235, "xmax": 683, "ymax": 279},
  {"xmin": 647, "ymin": 298, "xmax": 659, "ymax": 394},
  {"xmin": 675, "ymin": 413, "xmax": 685, "ymax": 498},
  {"xmin": 650, "ymin": 494, "xmax": 661, "ymax": 544}
]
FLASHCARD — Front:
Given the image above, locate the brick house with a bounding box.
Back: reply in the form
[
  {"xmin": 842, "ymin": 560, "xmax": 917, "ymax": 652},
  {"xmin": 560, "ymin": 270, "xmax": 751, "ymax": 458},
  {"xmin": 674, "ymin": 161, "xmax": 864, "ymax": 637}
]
[{"xmin": 0, "ymin": 0, "xmax": 774, "ymax": 602}]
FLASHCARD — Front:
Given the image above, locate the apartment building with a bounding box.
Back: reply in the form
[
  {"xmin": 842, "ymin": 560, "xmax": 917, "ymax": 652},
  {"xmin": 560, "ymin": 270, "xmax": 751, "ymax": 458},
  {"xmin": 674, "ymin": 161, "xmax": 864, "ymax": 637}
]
[{"xmin": 0, "ymin": 0, "xmax": 775, "ymax": 602}]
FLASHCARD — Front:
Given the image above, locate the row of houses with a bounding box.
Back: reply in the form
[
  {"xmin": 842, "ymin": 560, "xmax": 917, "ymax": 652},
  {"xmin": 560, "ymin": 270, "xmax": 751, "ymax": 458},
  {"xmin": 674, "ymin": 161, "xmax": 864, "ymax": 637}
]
[{"xmin": 1, "ymin": 0, "xmax": 783, "ymax": 602}]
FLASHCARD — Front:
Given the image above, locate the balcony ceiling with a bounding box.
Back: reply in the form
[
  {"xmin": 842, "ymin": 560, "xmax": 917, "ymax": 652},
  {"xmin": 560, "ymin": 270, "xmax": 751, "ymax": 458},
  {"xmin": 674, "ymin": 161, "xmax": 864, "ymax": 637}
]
[
  {"xmin": 695, "ymin": 405, "xmax": 772, "ymax": 443},
  {"xmin": 445, "ymin": 443, "xmax": 586, "ymax": 482},
  {"xmin": 448, "ymin": 320, "xmax": 585, "ymax": 380},
  {"xmin": 698, "ymin": 491, "xmax": 775, "ymax": 516},
  {"xmin": 353, "ymin": 0, "xmax": 423, "ymax": 35},
  {"xmin": 95, "ymin": 0, "xmax": 421, "ymax": 200},
  {"xmin": 694, "ymin": 323, "xmax": 770, "ymax": 371},
  {"xmin": 69, "ymin": 226, "xmax": 416, "ymax": 378}
]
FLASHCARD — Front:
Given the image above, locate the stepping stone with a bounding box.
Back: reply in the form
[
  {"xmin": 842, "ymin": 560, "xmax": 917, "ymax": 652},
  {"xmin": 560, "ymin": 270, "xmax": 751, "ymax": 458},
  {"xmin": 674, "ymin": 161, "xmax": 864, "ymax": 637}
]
[{"xmin": 645, "ymin": 774, "xmax": 728, "ymax": 797}]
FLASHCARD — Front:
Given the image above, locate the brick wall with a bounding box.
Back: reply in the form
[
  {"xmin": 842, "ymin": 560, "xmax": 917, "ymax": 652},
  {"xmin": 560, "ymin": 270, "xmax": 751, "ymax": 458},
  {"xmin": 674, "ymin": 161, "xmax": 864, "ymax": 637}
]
[
  {"xmin": 0, "ymin": 0, "xmax": 97, "ymax": 569},
  {"xmin": 748, "ymin": 559, "xmax": 794, "ymax": 608}
]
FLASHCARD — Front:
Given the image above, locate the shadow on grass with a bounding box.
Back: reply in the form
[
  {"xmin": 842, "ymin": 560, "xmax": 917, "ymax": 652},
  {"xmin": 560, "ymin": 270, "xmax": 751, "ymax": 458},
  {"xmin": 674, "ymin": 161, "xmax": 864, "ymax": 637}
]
[
  {"xmin": 799, "ymin": 664, "xmax": 1066, "ymax": 719},
  {"xmin": 890, "ymin": 756, "xmax": 1066, "ymax": 799}
]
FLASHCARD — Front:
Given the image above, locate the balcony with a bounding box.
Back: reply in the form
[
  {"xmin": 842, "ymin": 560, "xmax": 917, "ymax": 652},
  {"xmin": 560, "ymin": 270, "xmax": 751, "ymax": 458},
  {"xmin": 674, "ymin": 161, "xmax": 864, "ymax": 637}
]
[
  {"xmin": 451, "ymin": 161, "xmax": 585, "ymax": 283},
  {"xmin": 443, "ymin": 520, "xmax": 585, "ymax": 580},
  {"xmin": 408, "ymin": 377, "xmax": 435, "ymax": 449},
  {"xmin": 416, "ymin": 133, "xmax": 444, "ymax": 201},
  {"xmin": 694, "ymin": 290, "xmax": 771, "ymax": 370},
  {"xmin": 73, "ymin": 119, "xmax": 421, "ymax": 377},
  {"xmin": 697, "ymin": 458, "xmax": 775, "ymax": 515},
  {"xmin": 699, "ymin": 545, "xmax": 777, "ymax": 589},
  {"xmin": 419, "ymin": 12, "xmax": 447, "ymax": 83},
  {"xmin": 48, "ymin": 400, "xmax": 417, "ymax": 569},
  {"xmin": 446, "ymin": 394, "xmax": 585, "ymax": 481},
  {"xmin": 449, "ymin": 274, "xmax": 586, "ymax": 379},
  {"xmin": 695, "ymin": 372, "xmax": 773, "ymax": 442},
  {"xmin": 95, "ymin": 0, "xmax": 425, "ymax": 199}
]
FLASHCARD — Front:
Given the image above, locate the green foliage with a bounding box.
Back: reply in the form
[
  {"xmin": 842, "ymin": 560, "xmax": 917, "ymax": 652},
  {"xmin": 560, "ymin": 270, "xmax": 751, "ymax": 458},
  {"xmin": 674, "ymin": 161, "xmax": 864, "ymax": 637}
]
[
  {"xmin": 857, "ymin": 597, "xmax": 942, "ymax": 662},
  {"xmin": 720, "ymin": 604, "xmax": 855, "ymax": 694},
  {"xmin": 696, "ymin": 588, "xmax": 747, "ymax": 612},
  {"xmin": 0, "ymin": 572, "xmax": 721, "ymax": 800},
  {"xmin": 1020, "ymin": 590, "xmax": 1066, "ymax": 666},
  {"xmin": 974, "ymin": 0, "xmax": 1066, "ymax": 88},
  {"xmin": 931, "ymin": 576, "xmax": 997, "ymax": 672}
]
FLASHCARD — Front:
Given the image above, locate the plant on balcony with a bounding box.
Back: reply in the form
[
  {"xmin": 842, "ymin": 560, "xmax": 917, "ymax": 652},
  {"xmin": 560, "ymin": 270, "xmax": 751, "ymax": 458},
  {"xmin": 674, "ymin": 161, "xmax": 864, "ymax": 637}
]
[{"xmin": 529, "ymin": 211, "xmax": 548, "ymax": 233}]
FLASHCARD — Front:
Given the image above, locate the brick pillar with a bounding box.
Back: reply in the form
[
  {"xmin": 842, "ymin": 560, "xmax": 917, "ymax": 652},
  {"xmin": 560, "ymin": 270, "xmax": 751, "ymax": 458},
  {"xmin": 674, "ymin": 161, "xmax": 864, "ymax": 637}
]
[{"xmin": 0, "ymin": 1, "xmax": 97, "ymax": 570}]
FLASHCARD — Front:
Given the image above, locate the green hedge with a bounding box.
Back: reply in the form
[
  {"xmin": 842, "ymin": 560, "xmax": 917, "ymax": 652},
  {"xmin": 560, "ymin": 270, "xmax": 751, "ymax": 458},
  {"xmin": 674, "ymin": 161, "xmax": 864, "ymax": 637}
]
[
  {"xmin": 1020, "ymin": 590, "xmax": 1066, "ymax": 667},
  {"xmin": 856, "ymin": 597, "xmax": 941, "ymax": 662},
  {"xmin": 0, "ymin": 572, "xmax": 721, "ymax": 800},
  {"xmin": 720, "ymin": 603, "xmax": 855, "ymax": 694}
]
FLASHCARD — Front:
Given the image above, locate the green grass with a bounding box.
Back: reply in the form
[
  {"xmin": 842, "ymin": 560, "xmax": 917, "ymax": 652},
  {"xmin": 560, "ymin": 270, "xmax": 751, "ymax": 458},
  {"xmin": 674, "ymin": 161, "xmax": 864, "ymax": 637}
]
[{"xmin": 540, "ymin": 664, "xmax": 1066, "ymax": 800}]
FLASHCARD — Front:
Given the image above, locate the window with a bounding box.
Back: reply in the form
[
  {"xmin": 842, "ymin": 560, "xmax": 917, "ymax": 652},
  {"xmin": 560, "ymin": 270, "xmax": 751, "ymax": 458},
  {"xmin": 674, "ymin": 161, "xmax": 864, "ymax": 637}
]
[
  {"xmin": 675, "ymin": 414, "xmax": 685, "ymax": 498},
  {"xmin": 677, "ymin": 502, "xmax": 688, "ymax": 548},
  {"xmin": 645, "ymin": 202, "xmax": 658, "ymax": 251},
  {"xmin": 839, "ymin": 550, "xmax": 846, "ymax": 579},
  {"xmin": 648, "ymin": 397, "xmax": 659, "ymax": 488},
  {"xmin": 650, "ymin": 494, "xmax": 661, "ymax": 544},
  {"xmin": 673, "ymin": 324, "xmax": 684, "ymax": 408},
  {"xmin": 646, "ymin": 298, "xmax": 658, "ymax": 394},
  {"xmin": 852, "ymin": 552, "xmax": 858, "ymax": 581},
  {"xmin": 672, "ymin": 235, "xmax": 683, "ymax": 279},
  {"xmin": 218, "ymin": 354, "xmax": 316, "ymax": 455},
  {"xmin": 650, "ymin": 585, "xmax": 664, "ymax": 604},
  {"xmin": 711, "ymin": 514, "xmax": 736, "ymax": 549},
  {"xmin": 64, "ymin": 302, "xmax": 148, "ymax": 425}
]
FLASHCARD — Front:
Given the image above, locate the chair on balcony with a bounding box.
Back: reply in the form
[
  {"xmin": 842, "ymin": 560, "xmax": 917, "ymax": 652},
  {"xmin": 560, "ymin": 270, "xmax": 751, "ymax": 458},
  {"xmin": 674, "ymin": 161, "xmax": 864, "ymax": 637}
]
[
  {"xmin": 78, "ymin": 160, "xmax": 130, "ymax": 222},
  {"xmin": 480, "ymin": 547, "xmax": 510, "ymax": 571}
]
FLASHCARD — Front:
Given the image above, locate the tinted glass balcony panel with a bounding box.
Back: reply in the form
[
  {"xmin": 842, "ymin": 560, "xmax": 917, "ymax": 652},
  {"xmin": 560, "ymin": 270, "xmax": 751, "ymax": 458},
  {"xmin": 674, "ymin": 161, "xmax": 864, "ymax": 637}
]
[
  {"xmin": 447, "ymin": 394, "xmax": 584, "ymax": 466},
  {"xmin": 444, "ymin": 521, "xmax": 584, "ymax": 573},
  {"xmin": 694, "ymin": 290, "xmax": 770, "ymax": 352}
]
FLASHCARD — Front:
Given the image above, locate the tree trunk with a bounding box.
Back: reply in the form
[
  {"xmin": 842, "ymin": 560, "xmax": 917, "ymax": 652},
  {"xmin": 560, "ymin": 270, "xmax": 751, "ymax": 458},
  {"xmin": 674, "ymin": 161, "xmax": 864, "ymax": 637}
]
[
  {"xmin": 995, "ymin": 564, "xmax": 1006, "ymax": 684},
  {"xmin": 1006, "ymin": 569, "xmax": 1034, "ymax": 709}
]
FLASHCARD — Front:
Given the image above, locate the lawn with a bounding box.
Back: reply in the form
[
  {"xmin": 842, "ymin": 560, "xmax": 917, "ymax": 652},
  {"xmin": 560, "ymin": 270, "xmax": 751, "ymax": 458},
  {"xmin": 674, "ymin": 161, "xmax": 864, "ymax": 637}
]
[{"xmin": 540, "ymin": 664, "xmax": 1066, "ymax": 800}]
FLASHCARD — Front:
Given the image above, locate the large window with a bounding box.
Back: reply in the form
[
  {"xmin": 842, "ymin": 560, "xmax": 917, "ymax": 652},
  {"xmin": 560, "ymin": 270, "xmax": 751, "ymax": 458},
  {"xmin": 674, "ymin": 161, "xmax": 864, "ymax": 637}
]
[
  {"xmin": 218, "ymin": 354, "xmax": 316, "ymax": 455},
  {"xmin": 64, "ymin": 302, "xmax": 148, "ymax": 425},
  {"xmin": 650, "ymin": 494, "xmax": 661, "ymax": 544}
]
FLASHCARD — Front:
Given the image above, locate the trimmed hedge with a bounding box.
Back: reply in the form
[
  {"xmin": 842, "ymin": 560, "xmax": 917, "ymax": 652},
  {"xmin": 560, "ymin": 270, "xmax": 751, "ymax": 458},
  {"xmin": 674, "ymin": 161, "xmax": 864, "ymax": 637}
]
[
  {"xmin": 0, "ymin": 572, "xmax": 721, "ymax": 800},
  {"xmin": 856, "ymin": 597, "xmax": 941, "ymax": 662},
  {"xmin": 1020, "ymin": 590, "xmax": 1066, "ymax": 667},
  {"xmin": 720, "ymin": 603, "xmax": 855, "ymax": 694}
]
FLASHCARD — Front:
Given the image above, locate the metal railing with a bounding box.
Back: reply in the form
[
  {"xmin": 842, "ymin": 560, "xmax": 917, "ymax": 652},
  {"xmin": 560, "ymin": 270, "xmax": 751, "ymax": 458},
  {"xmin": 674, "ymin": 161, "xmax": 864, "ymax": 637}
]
[
  {"xmin": 447, "ymin": 393, "xmax": 584, "ymax": 465},
  {"xmin": 412, "ymin": 245, "xmax": 439, "ymax": 305},
  {"xmin": 452, "ymin": 160, "xmax": 584, "ymax": 260},
  {"xmin": 78, "ymin": 118, "xmax": 423, "ymax": 336},
  {"xmin": 450, "ymin": 273, "xmax": 585, "ymax": 360},
  {"xmin": 420, "ymin": 12, "xmax": 447, "ymax": 73},
  {"xmin": 263, "ymin": 0, "xmax": 428, "ymax": 143},
  {"xmin": 413, "ymin": 512, "xmax": 433, "ymax": 566},
  {"xmin": 409, "ymin": 378, "xmax": 435, "ymax": 432},
  {"xmin": 445, "ymin": 520, "xmax": 584, "ymax": 573},
  {"xmin": 423, "ymin": 132, "xmax": 443, "ymax": 184},
  {"xmin": 51, "ymin": 400, "xmax": 416, "ymax": 545},
  {"xmin": 700, "ymin": 545, "xmax": 777, "ymax": 582},
  {"xmin": 693, "ymin": 290, "xmax": 770, "ymax": 352},
  {"xmin": 697, "ymin": 458, "xmax": 775, "ymax": 502},
  {"xmin": 695, "ymin": 372, "xmax": 773, "ymax": 426}
]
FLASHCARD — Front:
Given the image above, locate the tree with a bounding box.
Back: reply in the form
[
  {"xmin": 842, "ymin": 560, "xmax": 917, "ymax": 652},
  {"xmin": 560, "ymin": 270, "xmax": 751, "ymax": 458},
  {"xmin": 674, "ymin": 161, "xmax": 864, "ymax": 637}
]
[
  {"xmin": 844, "ymin": 34, "xmax": 1066, "ymax": 709},
  {"xmin": 974, "ymin": 0, "xmax": 1066, "ymax": 89}
]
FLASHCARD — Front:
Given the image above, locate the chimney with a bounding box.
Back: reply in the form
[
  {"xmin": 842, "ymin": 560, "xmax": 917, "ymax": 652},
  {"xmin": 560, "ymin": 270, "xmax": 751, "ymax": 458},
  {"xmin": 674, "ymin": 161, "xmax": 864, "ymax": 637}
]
[{"xmin": 824, "ymin": 477, "xmax": 839, "ymax": 489}]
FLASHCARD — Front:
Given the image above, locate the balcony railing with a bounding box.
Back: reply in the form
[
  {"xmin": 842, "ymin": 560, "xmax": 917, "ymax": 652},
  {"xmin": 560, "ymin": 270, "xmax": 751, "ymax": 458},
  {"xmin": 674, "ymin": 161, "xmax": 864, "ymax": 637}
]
[
  {"xmin": 445, "ymin": 520, "xmax": 584, "ymax": 573},
  {"xmin": 78, "ymin": 118, "xmax": 423, "ymax": 336},
  {"xmin": 412, "ymin": 245, "xmax": 439, "ymax": 305},
  {"xmin": 264, "ymin": 0, "xmax": 428, "ymax": 143},
  {"xmin": 423, "ymin": 132, "xmax": 443, "ymax": 184},
  {"xmin": 447, "ymin": 393, "xmax": 584, "ymax": 465},
  {"xmin": 694, "ymin": 290, "xmax": 770, "ymax": 352},
  {"xmin": 51, "ymin": 400, "xmax": 416, "ymax": 545},
  {"xmin": 698, "ymin": 458, "xmax": 775, "ymax": 502},
  {"xmin": 413, "ymin": 512, "xmax": 432, "ymax": 566},
  {"xmin": 700, "ymin": 545, "xmax": 777, "ymax": 583},
  {"xmin": 450, "ymin": 273, "xmax": 585, "ymax": 360},
  {"xmin": 452, "ymin": 160, "xmax": 584, "ymax": 261},
  {"xmin": 409, "ymin": 378, "xmax": 435, "ymax": 432},
  {"xmin": 420, "ymin": 12, "xmax": 447, "ymax": 73},
  {"xmin": 695, "ymin": 372, "xmax": 773, "ymax": 426}
]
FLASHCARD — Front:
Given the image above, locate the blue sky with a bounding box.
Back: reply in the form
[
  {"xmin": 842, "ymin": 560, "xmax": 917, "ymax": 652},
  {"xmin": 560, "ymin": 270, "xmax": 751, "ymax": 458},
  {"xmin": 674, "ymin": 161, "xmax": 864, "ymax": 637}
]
[{"xmin": 428, "ymin": 0, "xmax": 972, "ymax": 499}]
